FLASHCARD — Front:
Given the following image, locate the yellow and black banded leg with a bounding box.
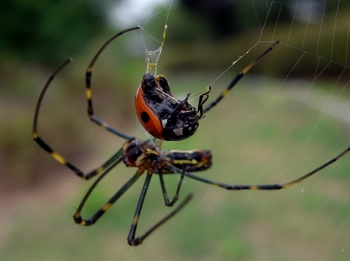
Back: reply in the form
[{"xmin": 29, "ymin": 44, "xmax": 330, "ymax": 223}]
[
  {"xmin": 203, "ymin": 40, "xmax": 279, "ymax": 113},
  {"xmin": 158, "ymin": 166, "xmax": 186, "ymax": 207},
  {"xmin": 127, "ymin": 174, "xmax": 193, "ymax": 246},
  {"xmin": 73, "ymin": 167, "xmax": 142, "ymax": 226},
  {"xmin": 128, "ymin": 194, "xmax": 193, "ymax": 246},
  {"xmin": 33, "ymin": 58, "xmax": 125, "ymax": 180},
  {"xmin": 127, "ymin": 172, "xmax": 192, "ymax": 246},
  {"xmin": 184, "ymin": 146, "xmax": 350, "ymax": 191},
  {"xmin": 85, "ymin": 26, "xmax": 140, "ymax": 140},
  {"xmin": 127, "ymin": 173, "xmax": 153, "ymax": 245}
]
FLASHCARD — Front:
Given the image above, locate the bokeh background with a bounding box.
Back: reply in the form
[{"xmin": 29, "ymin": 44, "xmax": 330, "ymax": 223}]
[{"xmin": 1, "ymin": 0, "xmax": 350, "ymax": 260}]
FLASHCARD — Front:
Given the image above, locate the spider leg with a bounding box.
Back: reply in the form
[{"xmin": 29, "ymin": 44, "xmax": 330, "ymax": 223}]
[
  {"xmin": 184, "ymin": 146, "xmax": 350, "ymax": 191},
  {"xmin": 127, "ymin": 173, "xmax": 153, "ymax": 245},
  {"xmin": 127, "ymin": 168, "xmax": 192, "ymax": 246},
  {"xmin": 158, "ymin": 166, "xmax": 186, "ymax": 207},
  {"xmin": 33, "ymin": 58, "xmax": 125, "ymax": 180},
  {"xmin": 74, "ymin": 162, "xmax": 142, "ymax": 226},
  {"xmin": 128, "ymin": 193, "xmax": 193, "ymax": 246},
  {"xmin": 196, "ymin": 86, "xmax": 211, "ymax": 118},
  {"xmin": 85, "ymin": 27, "xmax": 140, "ymax": 140},
  {"xmin": 203, "ymin": 40, "xmax": 279, "ymax": 113}
]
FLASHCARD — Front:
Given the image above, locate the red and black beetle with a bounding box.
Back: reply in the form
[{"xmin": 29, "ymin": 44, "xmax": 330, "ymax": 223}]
[{"xmin": 135, "ymin": 73, "xmax": 210, "ymax": 141}]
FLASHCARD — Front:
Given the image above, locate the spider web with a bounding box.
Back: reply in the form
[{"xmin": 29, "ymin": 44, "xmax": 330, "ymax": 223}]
[
  {"xmin": 188, "ymin": 2, "xmax": 350, "ymax": 261},
  {"xmin": 115, "ymin": 1, "xmax": 350, "ymax": 260},
  {"xmin": 93, "ymin": 1, "xmax": 350, "ymax": 260},
  {"xmin": 13, "ymin": 1, "xmax": 348, "ymax": 260}
]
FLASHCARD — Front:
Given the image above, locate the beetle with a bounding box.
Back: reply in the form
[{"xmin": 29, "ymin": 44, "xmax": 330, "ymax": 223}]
[{"xmin": 135, "ymin": 73, "xmax": 210, "ymax": 140}]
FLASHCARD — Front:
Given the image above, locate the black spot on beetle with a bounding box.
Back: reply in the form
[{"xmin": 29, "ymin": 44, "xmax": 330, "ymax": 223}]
[{"xmin": 141, "ymin": 111, "xmax": 150, "ymax": 123}]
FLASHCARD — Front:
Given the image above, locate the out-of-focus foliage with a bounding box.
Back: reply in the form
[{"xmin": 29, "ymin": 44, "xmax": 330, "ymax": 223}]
[
  {"xmin": 0, "ymin": 0, "xmax": 107, "ymax": 66},
  {"xmin": 153, "ymin": 0, "xmax": 350, "ymax": 77},
  {"xmin": 167, "ymin": 0, "xmax": 289, "ymax": 42},
  {"xmin": 175, "ymin": 0, "xmax": 348, "ymax": 41}
]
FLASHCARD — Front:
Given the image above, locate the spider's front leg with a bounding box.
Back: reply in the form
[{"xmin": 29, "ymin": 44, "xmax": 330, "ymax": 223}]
[
  {"xmin": 33, "ymin": 58, "xmax": 125, "ymax": 180},
  {"xmin": 203, "ymin": 41, "xmax": 279, "ymax": 113},
  {"xmin": 84, "ymin": 27, "xmax": 140, "ymax": 140}
]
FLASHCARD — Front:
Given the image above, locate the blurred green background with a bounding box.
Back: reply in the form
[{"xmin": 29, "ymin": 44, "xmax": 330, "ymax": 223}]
[{"xmin": 1, "ymin": 0, "xmax": 350, "ymax": 260}]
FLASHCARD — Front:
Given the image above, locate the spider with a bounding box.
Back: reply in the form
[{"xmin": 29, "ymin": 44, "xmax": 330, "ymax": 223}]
[
  {"xmin": 33, "ymin": 28, "xmax": 350, "ymax": 246},
  {"xmin": 33, "ymin": 57, "xmax": 213, "ymax": 246}
]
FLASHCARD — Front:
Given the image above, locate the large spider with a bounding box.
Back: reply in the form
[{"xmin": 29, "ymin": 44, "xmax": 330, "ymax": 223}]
[{"xmin": 33, "ymin": 28, "xmax": 350, "ymax": 246}]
